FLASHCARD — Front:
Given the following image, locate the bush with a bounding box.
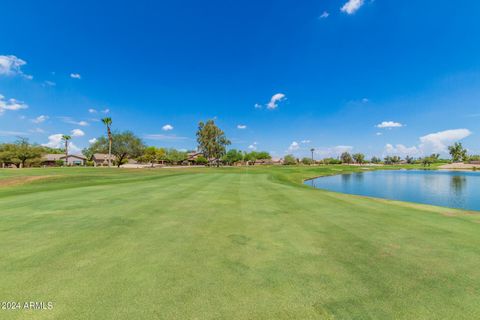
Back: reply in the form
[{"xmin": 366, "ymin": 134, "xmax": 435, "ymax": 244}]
[
  {"xmin": 301, "ymin": 157, "xmax": 313, "ymax": 165},
  {"xmin": 323, "ymin": 158, "xmax": 342, "ymax": 165},
  {"xmin": 468, "ymin": 155, "xmax": 480, "ymax": 162},
  {"xmin": 283, "ymin": 154, "xmax": 297, "ymax": 165},
  {"xmin": 86, "ymin": 160, "xmax": 95, "ymax": 167},
  {"xmin": 55, "ymin": 160, "xmax": 64, "ymax": 167},
  {"xmin": 195, "ymin": 156, "xmax": 208, "ymax": 165}
]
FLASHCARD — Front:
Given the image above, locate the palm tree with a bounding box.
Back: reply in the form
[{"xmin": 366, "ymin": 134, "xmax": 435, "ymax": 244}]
[
  {"xmin": 101, "ymin": 117, "xmax": 113, "ymax": 167},
  {"xmin": 62, "ymin": 134, "xmax": 71, "ymax": 166},
  {"xmin": 310, "ymin": 148, "xmax": 315, "ymax": 162}
]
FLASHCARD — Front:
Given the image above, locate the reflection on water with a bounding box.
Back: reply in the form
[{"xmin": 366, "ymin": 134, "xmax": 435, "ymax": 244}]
[
  {"xmin": 451, "ymin": 175, "xmax": 466, "ymax": 194},
  {"xmin": 306, "ymin": 170, "xmax": 480, "ymax": 211}
]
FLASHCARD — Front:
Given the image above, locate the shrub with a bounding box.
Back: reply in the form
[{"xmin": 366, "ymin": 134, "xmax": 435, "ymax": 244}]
[
  {"xmin": 323, "ymin": 158, "xmax": 342, "ymax": 165},
  {"xmin": 283, "ymin": 154, "xmax": 297, "ymax": 165},
  {"xmin": 301, "ymin": 157, "xmax": 313, "ymax": 165},
  {"xmin": 195, "ymin": 156, "xmax": 208, "ymax": 165}
]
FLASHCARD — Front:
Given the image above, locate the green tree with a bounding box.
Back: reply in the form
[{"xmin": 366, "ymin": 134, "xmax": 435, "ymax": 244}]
[
  {"xmin": 301, "ymin": 157, "xmax": 313, "ymax": 165},
  {"xmin": 323, "ymin": 157, "xmax": 342, "ymax": 165},
  {"xmin": 422, "ymin": 156, "xmax": 433, "ymax": 167},
  {"xmin": 352, "ymin": 153, "xmax": 365, "ymax": 164},
  {"xmin": 101, "ymin": 117, "xmax": 113, "ymax": 167},
  {"xmin": 0, "ymin": 139, "xmax": 43, "ymax": 168},
  {"xmin": 195, "ymin": 156, "xmax": 208, "ymax": 165},
  {"xmin": 85, "ymin": 131, "xmax": 145, "ymax": 167},
  {"xmin": 13, "ymin": 138, "xmax": 43, "ymax": 168},
  {"xmin": 283, "ymin": 154, "xmax": 297, "ymax": 165},
  {"xmin": 384, "ymin": 155, "xmax": 401, "ymax": 165},
  {"xmin": 164, "ymin": 148, "xmax": 187, "ymax": 165},
  {"xmin": 244, "ymin": 151, "xmax": 257, "ymax": 165},
  {"xmin": 0, "ymin": 143, "xmax": 17, "ymax": 167},
  {"xmin": 243, "ymin": 151, "xmax": 271, "ymax": 165},
  {"xmin": 340, "ymin": 152, "xmax": 353, "ymax": 164},
  {"xmin": 448, "ymin": 142, "xmax": 468, "ymax": 162},
  {"xmin": 196, "ymin": 119, "xmax": 231, "ymax": 166},
  {"xmin": 256, "ymin": 151, "xmax": 271, "ymax": 160},
  {"xmin": 222, "ymin": 149, "xmax": 244, "ymax": 165},
  {"xmin": 371, "ymin": 156, "xmax": 381, "ymax": 164},
  {"xmin": 138, "ymin": 146, "xmax": 159, "ymax": 167}
]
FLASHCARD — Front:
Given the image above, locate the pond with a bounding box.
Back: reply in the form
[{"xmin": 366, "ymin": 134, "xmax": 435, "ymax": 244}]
[{"xmin": 305, "ymin": 170, "xmax": 480, "ymax": 211}]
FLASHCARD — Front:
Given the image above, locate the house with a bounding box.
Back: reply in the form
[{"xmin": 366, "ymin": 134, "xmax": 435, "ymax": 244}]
[
  {"xmin": 42, "ymin": 154, "xmax": 64, "ymax": 166},
  {"xmin": 186, "ymin": 152, "xmax": 204, "ymax": 165},
  {"xmin": 90, "ymin": 153, "xmax": 116, "ymax": 167},
  {"xmin": 42, "ymin": 154, "xmax": 86, "ymax": 166},
  {"xmin": 64, "ymin": 155, "xmax": 87, "ymax": 166}
]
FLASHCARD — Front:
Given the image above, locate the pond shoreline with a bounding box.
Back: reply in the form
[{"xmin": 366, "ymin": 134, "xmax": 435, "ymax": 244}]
[{"xmin": 305, "ymin": 169, "xmax": 480, "ymax": 211}]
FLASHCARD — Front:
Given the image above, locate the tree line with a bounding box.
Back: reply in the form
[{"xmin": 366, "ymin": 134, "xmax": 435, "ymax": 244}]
[{"xmin": 1, "ymin": 118, "xmax": 478, "ymax": 168}]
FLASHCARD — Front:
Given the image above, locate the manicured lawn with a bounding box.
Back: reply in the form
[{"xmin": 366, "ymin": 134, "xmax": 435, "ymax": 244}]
[{"xmin": 1, "ymin": 166, "xmax": 479, "ymax": 319}]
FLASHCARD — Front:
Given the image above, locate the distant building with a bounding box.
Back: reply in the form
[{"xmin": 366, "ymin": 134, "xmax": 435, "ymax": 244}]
[
  {"xmin": 42, "ymin": 154, "xmax": 86, "ymax": 166},
  {"xmin": 186, "ymin": 152, "xmax": 204, "ymax": 165},
  {"xmin": 90, "ymin": 153, "xmax": 116, "ymax": 167}
]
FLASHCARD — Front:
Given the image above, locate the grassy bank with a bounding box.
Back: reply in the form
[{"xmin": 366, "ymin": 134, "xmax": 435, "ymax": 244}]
[{"xmin": 0, "ymin": 166, "xmax": 479, "ymax": 319}]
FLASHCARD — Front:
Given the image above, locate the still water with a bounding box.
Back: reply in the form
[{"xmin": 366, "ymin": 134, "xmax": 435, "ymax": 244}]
[{"xmin": 305, "ymin": 170, "xmax": 480, "ymax": 211}]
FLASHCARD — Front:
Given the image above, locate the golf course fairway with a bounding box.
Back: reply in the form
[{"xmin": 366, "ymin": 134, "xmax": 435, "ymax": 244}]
[{"xmin": 1, "ymin": 166, "xmax": 480, "ymax": 319}]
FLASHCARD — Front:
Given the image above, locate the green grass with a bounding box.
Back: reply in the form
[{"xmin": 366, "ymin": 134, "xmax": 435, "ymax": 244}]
[{"xmin": 0, "ymin": 165, "xmax": 479, "ymax": 319}]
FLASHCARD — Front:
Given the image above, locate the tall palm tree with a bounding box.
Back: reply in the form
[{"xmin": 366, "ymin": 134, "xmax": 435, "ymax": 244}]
[
  {"xmin": 62, "ymin": 134, "xmax": 71, "ymax": 166},
  {"xmin": 310, "ymin": 148, "xmax": 315, "ymax": 162},
  {"xmin": 101, "ymin": 117, "xmax": 113, "ymax": 167}
]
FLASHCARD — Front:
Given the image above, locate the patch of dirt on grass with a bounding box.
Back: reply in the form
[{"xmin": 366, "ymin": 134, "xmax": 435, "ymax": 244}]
[{"xmin": 0, "ymin": 175, "xmax": 56, "ymax": 188}]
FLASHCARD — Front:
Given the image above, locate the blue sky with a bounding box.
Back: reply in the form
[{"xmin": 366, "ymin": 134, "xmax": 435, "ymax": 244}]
[{"xmin": 1, "ymin": 0, "xmax": 479, "ymax": 158}]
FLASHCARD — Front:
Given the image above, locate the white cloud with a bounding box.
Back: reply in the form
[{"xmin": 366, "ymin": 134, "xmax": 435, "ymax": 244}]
[
  {"xmin": 376, "ymin": 132, "xmax": 383, "ymax": 136},
  {"xmin": 255, "ymin": 94, "xmax": 287, "ymax": 110},
  {"xmin": 162, "ymin": 124, "xmax": 174, "ymax": 131},
  {"xmin": 70, "ymin": 73, "xmax": 81, "ymax": 79},
  {"xmin": 383, "ymin": 128, "xmax": 472, "ymax": 157},
  {"xmin": 319, "ymin": 11, "xmax": 330, "ymax": 19},
  {"xmin": 43, "ymin": 80, "xmax": 56, "ymax": 87},
  {"xmin": 42, "ymin": 133, "xmax": 80, "ymax": 153},
  {"xmin": 362, "ymin": 98, "xmax": 369, "ymax": 103},
  {"xmin": 0, "ymin": 94, "xmax": 28, "ymax": 115},
  {"xmin": 341, "ymin": 0, "xmax": 364, "ymax": 14},
  {"xmin": 32, "ymin": 115, "xmax": 49, "ymax": 124},
  {"xmin": 419, "ymin": 129, "xmax": 472, "ymax": 154},
  {"xmin": 237, "ymin": 124, "xmax": 247, "ymax": 129},
  {"xmin": 144, "ymin": 134, "xmax": 188, "ymax": 141},
  {"xmin": 101, "ymin": 108, "xmax": 110, "ymax": 114},
  {"xmin": 301, "ymin": 140, "xmax": 311, "ymax": 144},
  {"xmin": 59, "ymin": 117, "xmax": 89, "ymax": 126},
  {"xmin": 267, "ymin": 93, "xmax": 286, "ymax": 110},
  {"xmin": 384, "ymin": 144, "xmax": 419, "ymax": 157},
  {"xmin": 248, "ymin": 142, "xmax": 258, "ymax": 150},
  {"xmin": 288, "ymin": 141, "xmax": 300, "ymax": 152},
  {"xmin": 89, "ymin": 138, "xmax": 97, "ymax": 144},
  {"xmin": 0, "ymin": 55, "xmax": 32, "ymax": 79},
  {"xmin": 376, "ymin": 121, "xmax": 403, "ymax": 129},
  {"xmin": 88, "ymin": 108, "xmax": 97, "ymax": 113},
  {"xmin": 71, "ymin": 129, "xmax": 85, "ymax": 137}
]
